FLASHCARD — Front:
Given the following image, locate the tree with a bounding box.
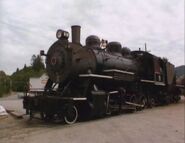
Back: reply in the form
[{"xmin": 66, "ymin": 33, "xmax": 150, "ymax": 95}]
[
  {"xmin": 16, "ymin": 68, "xmax": 19, "ymax": 73},
  {"xmin": 31, "ymin": 54, "xmax": 45, "ymax": 71},
  {"xmin": 0, "ymin": 71, "xmax": 10, "ymax": 97},
  {"xmin": 31, "ymin": 55, "xmax": 37, "ymax": 66},
  {"xmin": 0, "ymin": 71, "xmax": 6, "ymax": 78},
  {"xmin": 24, "ymin": 64, "xmax": 27, "ymax": 69},
  {"xmin": 9, "ymin": 54, "xmax": 46, "ymax": 93}
]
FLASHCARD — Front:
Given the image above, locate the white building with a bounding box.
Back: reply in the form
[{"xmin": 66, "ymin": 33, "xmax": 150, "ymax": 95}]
[{"xmin": 29, "ymin": 73, "xmax": 48, "ymax": 92}]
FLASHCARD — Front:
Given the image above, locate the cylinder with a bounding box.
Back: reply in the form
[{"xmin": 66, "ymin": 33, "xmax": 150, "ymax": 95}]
[{"xmin": 71, "ymin": 25, "xmax": 81, "ymax": 44}]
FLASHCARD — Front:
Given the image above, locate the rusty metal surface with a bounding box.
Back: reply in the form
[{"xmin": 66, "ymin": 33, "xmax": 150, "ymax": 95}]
[
  {"xmin": 166, "ymin": 62, "xmax": 175, "ymax": 85},
  {"xmin": 71, "ymin": 25, "xmax": 81, "ymax": 44}
]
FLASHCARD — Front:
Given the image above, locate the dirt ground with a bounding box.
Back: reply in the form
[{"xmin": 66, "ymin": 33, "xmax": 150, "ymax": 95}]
[{"xmin": 0, "ymin": 95, "xmax": 184, "ymax": 143}]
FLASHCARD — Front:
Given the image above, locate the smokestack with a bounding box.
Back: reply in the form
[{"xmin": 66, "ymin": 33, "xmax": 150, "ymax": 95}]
[{"xmin": 71, "ymin": 25, "xmax": 81, "ymax": 44}]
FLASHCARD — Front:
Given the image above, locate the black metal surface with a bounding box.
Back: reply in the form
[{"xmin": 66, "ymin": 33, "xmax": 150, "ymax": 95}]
[
  {"xmin": 106, "ymin": 42, "xmax": 122, "ymax": 54},
  {"xmin": 71, "ymin": 25, "xmax": 81, "ymax": 44},
  {"xmin": 46, "ymin": 40, "xmax": 71, "ymax": 83},
  {"xmin": 86, "ymin": 35, "xmax": 101, "ymax": 48},
  {"xmin": 46, "ymin": 40, "xmax": 137, "ymax": 83}
]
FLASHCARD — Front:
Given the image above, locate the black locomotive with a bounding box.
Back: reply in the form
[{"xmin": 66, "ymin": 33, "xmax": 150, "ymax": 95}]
[{"xmin": 23, "ymin": 25, "xmax": 182, "ymax": 124}]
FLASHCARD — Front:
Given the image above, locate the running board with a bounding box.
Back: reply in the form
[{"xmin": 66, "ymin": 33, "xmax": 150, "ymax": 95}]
[
  {"xmin": 91, "ymin": 91, "xmax": 106, "ymax": 95},
  {"xmin": 91, "ymin": 91, "xmax": 119, "ymax": 96},
  {"xmin": 109, "ymin": 105, "xmax": 135, "ymax": 110},
  {"xmin": 125, "ymin": 101, "xmax": 144, "ymax": 107}
]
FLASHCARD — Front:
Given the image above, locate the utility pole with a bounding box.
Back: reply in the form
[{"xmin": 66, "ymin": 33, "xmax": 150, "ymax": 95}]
[{"xmin": 145, "ymin": 43, "xmax": 147, "ymax": 51}]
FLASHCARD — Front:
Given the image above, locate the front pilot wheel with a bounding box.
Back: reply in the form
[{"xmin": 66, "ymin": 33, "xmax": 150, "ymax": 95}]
[{"xmin": 64, "ymin": 105, "xmax": 78, "ymax": 125}]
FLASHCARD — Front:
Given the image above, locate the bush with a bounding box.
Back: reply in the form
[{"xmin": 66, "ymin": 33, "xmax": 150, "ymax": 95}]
[
  {"xmin": 0, "ymin": 73, "xmax": 11, "ymax": 97},
  {"xmin": 11, "ymin": 66, "xmax": 45, "ymax": 92}
]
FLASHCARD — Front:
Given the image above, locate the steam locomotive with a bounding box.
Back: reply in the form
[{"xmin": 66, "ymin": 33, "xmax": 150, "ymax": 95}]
[{"xmin": 23, "ymin": 25, "xmax": 182, "ymax": 124}]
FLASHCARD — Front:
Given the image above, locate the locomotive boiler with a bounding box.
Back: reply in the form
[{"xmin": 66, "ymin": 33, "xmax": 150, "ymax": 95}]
[
  {"xmin": 23, "ymin": 25, "xmax": 182, "ymax": 124},
  {"xmin": 45, "ymin": 26, "xmax": 137, "ymax": 85}
]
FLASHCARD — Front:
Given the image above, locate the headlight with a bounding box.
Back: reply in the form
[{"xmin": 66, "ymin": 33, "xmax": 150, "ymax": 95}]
[{"xmin": 56, "ymin": 29, "xmax": 69, "ymax": 40}]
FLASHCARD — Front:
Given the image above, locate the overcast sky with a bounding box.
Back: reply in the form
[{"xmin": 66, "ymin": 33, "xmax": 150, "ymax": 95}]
[{"xmin": 0, "ymin": 0, "xmax": 184, "ymax": 75}]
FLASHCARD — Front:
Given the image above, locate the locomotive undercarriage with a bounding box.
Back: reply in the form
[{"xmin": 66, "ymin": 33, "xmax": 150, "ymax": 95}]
[
  {"xmin": 23, "ymin": 71, "xmax": 181, "ymax": 125},
  {"xmin": 24, "ymin": 76, "xmax": 142, "ymax": 124}
]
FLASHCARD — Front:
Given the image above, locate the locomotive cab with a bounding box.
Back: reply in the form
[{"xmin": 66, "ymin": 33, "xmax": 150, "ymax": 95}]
[
  {"xmin": 131, "ymin": 51, "xmax": 155, "ymax": 81},
  {"xmin": 131, "ymin": 51, "xmax": 166, "ymax": 83}
]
